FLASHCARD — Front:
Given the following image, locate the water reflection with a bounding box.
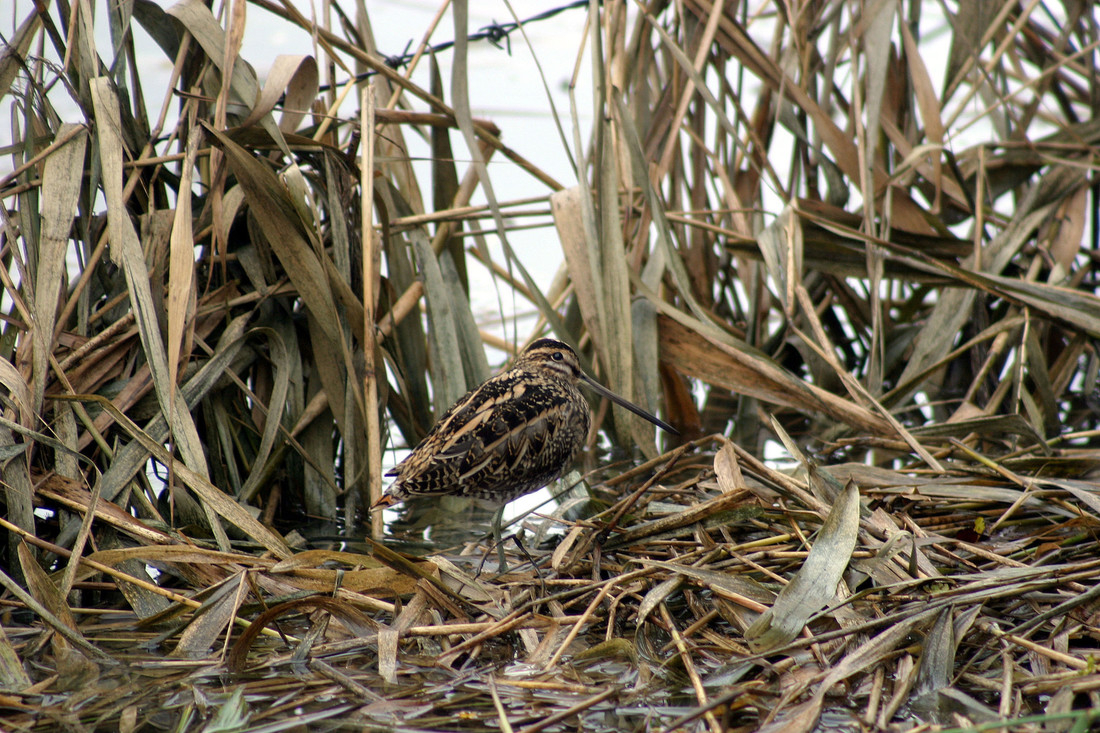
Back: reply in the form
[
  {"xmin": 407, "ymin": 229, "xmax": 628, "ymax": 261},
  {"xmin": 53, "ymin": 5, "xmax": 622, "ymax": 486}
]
[{"xmin": 378, "ymin": 495, "xmax": 501, "ymax": 554}]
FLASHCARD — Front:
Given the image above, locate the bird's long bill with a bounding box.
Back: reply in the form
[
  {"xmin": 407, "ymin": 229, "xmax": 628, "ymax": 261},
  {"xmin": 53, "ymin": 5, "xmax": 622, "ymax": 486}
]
[{"xmin": 579, "ymin": 374, "xmax": 680, "ymax": 435}]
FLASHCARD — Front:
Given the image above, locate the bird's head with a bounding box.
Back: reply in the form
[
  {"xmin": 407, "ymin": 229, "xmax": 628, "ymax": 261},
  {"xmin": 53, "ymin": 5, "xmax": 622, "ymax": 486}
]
[
  {"xmin": 514, "ymin": 338, "xmax": 582, "ymax": 382},
  {"xmin": 512, "ymin": 338, "xmax": 679, "ymax": 435}
]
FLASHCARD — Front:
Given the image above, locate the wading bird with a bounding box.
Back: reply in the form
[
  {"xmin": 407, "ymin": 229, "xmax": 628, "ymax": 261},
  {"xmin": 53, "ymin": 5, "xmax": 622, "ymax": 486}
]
[{"xmin": 373, "ymin": 338, "xmax": 678, "ymax": 569}]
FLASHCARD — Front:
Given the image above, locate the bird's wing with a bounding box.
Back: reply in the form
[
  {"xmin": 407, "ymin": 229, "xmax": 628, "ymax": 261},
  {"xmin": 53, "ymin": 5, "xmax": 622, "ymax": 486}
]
[
  {"xmin": 385, "ymin": 374, "xmax": 517, "ymax": 491},
  {"xmin": 386, "ymin": 372, "xmax": 574, "ymax": 497}
]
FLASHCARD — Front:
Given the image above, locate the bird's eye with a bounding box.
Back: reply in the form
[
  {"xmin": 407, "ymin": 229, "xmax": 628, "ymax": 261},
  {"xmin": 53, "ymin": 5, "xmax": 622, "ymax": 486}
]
[{"xmin": 551, "ymin": 352, "xmax": 564, "ymax": 362}]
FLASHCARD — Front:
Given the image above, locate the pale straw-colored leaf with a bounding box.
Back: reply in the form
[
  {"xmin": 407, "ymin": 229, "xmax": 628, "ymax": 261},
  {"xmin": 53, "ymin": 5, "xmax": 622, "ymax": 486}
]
[
  {"xmin": 166, "ymin": 0, "xmax": 294, "ymax": 158},
  {"xmin": 0, "ymin": 11, "xmax": 40, "ymax": 104},
  {"xmin": 653, "ymin": 309, "xmax": 893, "ymax": 435},
  {"xmin": 899, "ymin": 19, "xmax": 945, "ymax": 210},
  {"xmin": 240, "ymin": 54, "xmax": 318, "ymax": 133},
  {"xmin": 411, "ymin": 230, "xmax": 468, "ymax": 413},
  {"xmin": 33, "ymin": 123, "xmax": 86, "ymax": 415},
  {"xmin": 172, "ymin": 571, "xmax": 247, "ymax": 657},
  {"xmin": 166, "ymin": 127, "xmax": 201, "ymax": 402},
  {"xmin": 745, "ymin": 480, "xmax": 861, "ymax": 651},
  {"xmin": 552, "ymin": 187, "xmax": 603, "ymax": 348},
  {"xmin": 860, "ymin": 0, "xmax": 897, "ymax": 187}
]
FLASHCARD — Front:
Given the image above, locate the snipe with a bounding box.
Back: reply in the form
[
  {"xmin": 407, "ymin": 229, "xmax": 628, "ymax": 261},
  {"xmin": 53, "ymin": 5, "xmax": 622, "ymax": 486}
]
[{"xmin": 373, "ymin": 338, "xmax": 678, "ymax": 568}]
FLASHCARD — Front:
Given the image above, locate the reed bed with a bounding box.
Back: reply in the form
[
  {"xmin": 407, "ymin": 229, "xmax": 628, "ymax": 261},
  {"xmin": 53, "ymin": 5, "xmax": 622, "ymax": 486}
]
[{"xmin": 1, "ymin": 0, "xmax": 1099, "ymax": 730}]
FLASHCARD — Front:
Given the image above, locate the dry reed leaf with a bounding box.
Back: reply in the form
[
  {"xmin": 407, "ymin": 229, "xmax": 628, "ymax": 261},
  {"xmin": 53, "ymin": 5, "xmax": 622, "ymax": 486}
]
[
  {"xmin": 0, "ymin": 561, "xmax": 107, "ymax": 665},
  {"xmin": 1, "ymin": 434, "xmax": 37, "ymax": 545},
  {"xmin": 631, "ymin": 298, "xmax": 664, "ymax": 424},
  {"xmin": 594, "ymin": 107, "xmax": 649, "ymax": 452},
  {"xmin": 244, "ymin": 54, "xmax": 319, "ymax": 133},
  {"xmin": 0, "ymin": 356, "xmax": 33, "ymax": 429},
  {"xmin": 899, "ymin": 21, "xmax": 945, "ymax": 211},
  {"xmin": 204, "ymin": 125, "xmax": 342, "ymax": 345},
  {"xmin": 412, "ymin": 230, "xmax": 470, "ymax": 412},
  {"xmin": 0, "ymin": 12, "xmax": 40, "ymax": 100},
  {"xmin": 552, "ymin": 187, "xmax": 603, "ymax": 348},
  {"xmin": 428, "ymin": 57, "xmax": 468, "ymax": 287},
  {"xmin": 910, "ymin": 413, "xmax": 1047, "ymax": 446},
  {"xmin": 36, "ymin": 475, "xmax": 171, "ymax": 545},
  {"xmin": 33, "ymin": 124, "xmax": 86, "ymax": 414},
  {"xmin": 226, "ymin": 596, "xmax": 377, "ymax": 673},
  {"xmin": 912, "ymin": 604, "xmax": 985, "ymax": 722},
  {"xmin": 886, "ymin": 245, "xmax": 1100, "ymax": 339},
  {"xmin": 377, "ymin": 627, "xmax": 398, "ymax": 684},
  {"xmin": 1034, "ymin": 478, "xmax": 1100, "ymax": 521},
  {"xmin": 17, "ymin": 541, "xmax": 82, "ymax": 641},
  {"xmin": 637, "ymin": 575, "xmax": 683, "ymax": 626},
  {"xmin": 447, "ymin": 0, "xmax": 563, "ymax": 357},
  {"xmin": 1048, "ymin": 186, "xmax": 1088, "ymax": 278},
  {"xmin": 236, "ymin": 327, "xmax": 292, "ymax": 502},
  {"xmin": 745, "ymin": 480, "xmax": 860, "ymax": 652},
  {"xmin": 441, "ymin": 250, "xmax": 490, "ymax": 385},
  {"xmin": 714, "ymin": 440, "xmax": 744, "ymax": 494},
  {"xmin": 762, "ymin": 608, "xmax": 938, "ymax": 733},
  {"xmin": 680, "ymin": 0, "xmax": 937, "ymax": 236},
  {"xmin": 978, "ymin": 274, "xmax": 1100, "ymax": 338},
  {"xmin": 0, "ymin": 624, "xmax": 32, "ymax": 691},
  {"xmin": 610, "ymin": 63, "xmax": 723, "ymax": 327},
  {"xmin": 279, "ymin": 567, "xmax": 420, "ymax": 597},
  {"xmin": 943, "ymin": 0, "xmax": 996, "ymax": 99},
  {"xmin": 657, "ymin": 313, "xmax": 893, "ymax": 435},
  {"xmin": 90, "ymin": 545, "xmax": 269, "ymax": 568},
  {"xmin": 860, "ymin": 0, "xmax": 897, "ymax": 194},
  {"xmin": 166, "ymin": 128, "xmax": 201, "ymax": 402},
  {"xmin": 84, "ymin": 313, "xmax": 251, "ymax": 505},
  {"xmin": 172, "ymin": 571, "xmax": 247, "ymax": 657},
  {"xmin": 755, "ymin": 207, "xmax": 799, "ymax": 312},
  {"xmin": 425, "ymin": 556, "xmax": 497, "ymax": 604},
  {"xmin": 268, "ymin": 549, "xmax": 423, "ymax": 596},
  {"xmin": 167, "ymin": 0, "xmax": 293, "ymax": 157},
  {"xmin": 642, "ymin": 559, "xmax": 776, "ymax": 609}
]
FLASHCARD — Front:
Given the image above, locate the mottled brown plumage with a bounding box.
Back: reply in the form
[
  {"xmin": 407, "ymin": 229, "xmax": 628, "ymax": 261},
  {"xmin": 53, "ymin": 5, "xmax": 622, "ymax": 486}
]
[{"xmin": 375, "ymin": 338, "xmax": 676, "ymax": 510}]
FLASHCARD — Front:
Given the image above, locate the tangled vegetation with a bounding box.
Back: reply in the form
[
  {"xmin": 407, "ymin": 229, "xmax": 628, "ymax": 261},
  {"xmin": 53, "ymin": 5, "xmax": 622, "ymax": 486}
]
[{"xmin": 1, "ymin": 0, "xmax": 1099, "ymax": 730}]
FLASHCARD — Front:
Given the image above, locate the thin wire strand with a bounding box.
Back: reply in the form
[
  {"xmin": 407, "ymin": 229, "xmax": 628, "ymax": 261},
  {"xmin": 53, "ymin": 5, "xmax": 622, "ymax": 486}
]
[{"xmin": 317, "ymin": 0, "xmax": 594, "ymax": 93}]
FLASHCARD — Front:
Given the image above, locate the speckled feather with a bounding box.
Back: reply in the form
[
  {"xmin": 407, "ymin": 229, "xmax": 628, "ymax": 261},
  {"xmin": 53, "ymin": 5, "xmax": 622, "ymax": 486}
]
[{"xmin": 379, "ymin": 339, "xmax": 592, "ymax": 505}]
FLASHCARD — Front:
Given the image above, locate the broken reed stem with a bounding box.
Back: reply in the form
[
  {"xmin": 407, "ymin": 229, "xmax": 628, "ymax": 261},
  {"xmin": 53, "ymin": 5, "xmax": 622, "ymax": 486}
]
[{"xmin": 659, "ymin": 603, "xmax": 723, "ymax": 733}]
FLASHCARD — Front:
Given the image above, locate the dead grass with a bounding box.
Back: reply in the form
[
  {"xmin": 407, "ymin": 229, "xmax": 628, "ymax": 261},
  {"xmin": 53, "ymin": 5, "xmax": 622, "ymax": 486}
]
[{"xmin": 1, "ymin": 0, "xmax": 1099, "ymax": 731}]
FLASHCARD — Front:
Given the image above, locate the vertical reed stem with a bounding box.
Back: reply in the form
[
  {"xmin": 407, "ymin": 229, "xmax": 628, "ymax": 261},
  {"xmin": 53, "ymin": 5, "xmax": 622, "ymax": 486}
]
[{"xmin": 361, "ymin": 83, "xmax": 383, "ymax": 537}]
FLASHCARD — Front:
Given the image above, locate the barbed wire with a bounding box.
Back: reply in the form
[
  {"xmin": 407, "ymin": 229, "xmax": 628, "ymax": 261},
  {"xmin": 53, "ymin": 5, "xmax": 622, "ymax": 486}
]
[{"xmin": 319, "ymin": 0, "xmax": 594, "ymax": 93}]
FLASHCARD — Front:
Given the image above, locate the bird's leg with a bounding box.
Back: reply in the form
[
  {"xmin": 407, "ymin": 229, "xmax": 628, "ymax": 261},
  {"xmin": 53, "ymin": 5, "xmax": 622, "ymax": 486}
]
[
  {"xmin": 492, "ymin": 504, "xmax": 508, "ymax": 572},
  {"xmin": 473, "ymin": 505, "xmax": 508, "ymax": 578},
  {"xmin": 507, "ymin": 533, "xmax": 546, "ymax": 596}
]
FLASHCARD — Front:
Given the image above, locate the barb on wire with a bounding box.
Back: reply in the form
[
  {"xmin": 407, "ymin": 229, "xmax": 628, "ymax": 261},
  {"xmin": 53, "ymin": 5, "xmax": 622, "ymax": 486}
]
[
  {"xmin": 480, "ymin": 21, "xmax": 511, "ymax": 54},
  {"xmin": 318, "ymin": 0, "xmax": 594, "ymax": 93},
  {"xmin": 384, "ymin": 40, "xmax": 414, "ymax": 71}
]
